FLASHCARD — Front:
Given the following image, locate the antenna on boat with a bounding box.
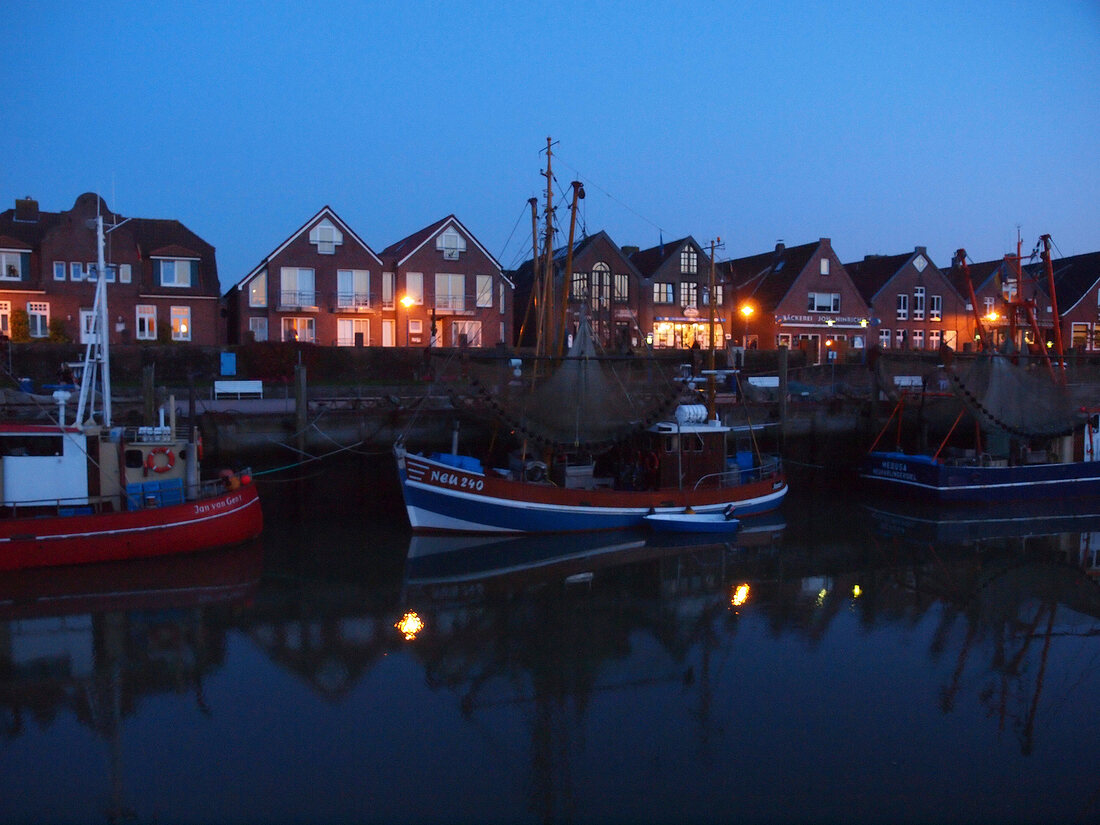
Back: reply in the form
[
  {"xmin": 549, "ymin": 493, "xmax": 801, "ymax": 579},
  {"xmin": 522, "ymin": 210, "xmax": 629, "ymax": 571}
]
[{"xmin": 75, "ymin": 212, "xmax": 112, "ymax": 428}]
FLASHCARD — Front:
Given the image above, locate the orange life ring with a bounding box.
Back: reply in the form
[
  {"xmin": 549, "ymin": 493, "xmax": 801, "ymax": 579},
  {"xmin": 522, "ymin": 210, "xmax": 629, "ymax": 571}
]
[{"xmin": 145, "ymin": 446, "xmax": 175, "ymax": 474}]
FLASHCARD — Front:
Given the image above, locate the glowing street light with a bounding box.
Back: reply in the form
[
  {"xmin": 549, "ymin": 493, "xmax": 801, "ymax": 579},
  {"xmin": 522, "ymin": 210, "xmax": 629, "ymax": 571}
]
[
  {"xmin": 400, "ymin": 294, "xmax": 415, "ymax": 346},
  {"xmin": 739, "ymin": 303, "xmax": 755, "ymax": 347}
]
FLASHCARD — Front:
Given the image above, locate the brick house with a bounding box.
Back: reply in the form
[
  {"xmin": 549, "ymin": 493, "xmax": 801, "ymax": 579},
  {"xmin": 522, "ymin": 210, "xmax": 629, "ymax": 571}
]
[
  {"xmin": 511, "ymin": 230, "xmax": 645, "ymax": 351},
  {"xmin": 845, "ymin": 247, "xmax": 969, "ymax": 354},
  {"xmin": 0, "ymin": 193, "xmax": 222, "ymax": 346},
  {"xmin": 628, "ymin": 237, "xmax": 722, "ymax": 350},
  {"xmin": 379, "ymin": 216, "xmax": 510, "ymax": 348},
  {"xmin": 227, "ymin": 206, "xmax": 383, "ymax": 345},
  {"xmin": 1039, "ymin": 250, "xmax": 1100, "ymax": 353},
  {"xmin": 719, "ymin": 239, "xmax": 870, "ymax": 364}
]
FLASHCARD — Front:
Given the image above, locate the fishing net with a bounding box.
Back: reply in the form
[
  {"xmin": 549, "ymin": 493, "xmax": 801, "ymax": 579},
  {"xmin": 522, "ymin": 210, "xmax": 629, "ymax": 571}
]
[{"xmin": 950, "ymin": 354, "xmax": 1082, "ymax": 438}]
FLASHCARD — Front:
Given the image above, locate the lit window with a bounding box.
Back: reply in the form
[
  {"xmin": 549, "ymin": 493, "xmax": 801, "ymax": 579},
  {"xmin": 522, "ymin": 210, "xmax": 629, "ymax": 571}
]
[
  {"xmin": 614, "ymin": 273, "xmax": 629, "ymax": 303},
  {"xmin": 405, "ymin": 272, "xmax": 423, "ymax": 305},
  {"xmin": 279, "ymin": 268, "xmax": 315, "ymax": 307},
  {"xmin": 282, "ymin": 317, "xmax": 315, "ymax": 342},
  {"xmin": 476, "ymin": 274, "xmax": 493, "ymax": 308},
  {"xmin": 912, "ymin": 287, "xmax": 924, "ymax": 320},
  {"xmin": 249, "ymin": 271, "xmax": 268, "ymax": 308},
  {"xmin": 929, "ymin": 294, "xmax": 942, "ymax": 322},
  {"xmin": 681, "ymin": 282, "xmax": 698, "ymax": 308},
  {"xmin": 249, "ymin": 317, "xmax": 268, "ymax": 342},
  {"xmin": 0, "ymin": 251, "xmax": 24, "ymax": 280},
  {"xmin": 338, "ymin": 269, "xmax": 371, "ymax": 308},
  {"xmin": 435, "ymin": 274, "xmax": 465, "ymax": 311},
  {"xmin": 653, "ymin": 283, "xmax": 673, "ymax": 303},
  {"xmin": 170, "ymin": 306, "xmax": 191, "ymax": 341},
  {"xmin": 680, "ymin": 248, "xmax": 697, "ymax": 274}
]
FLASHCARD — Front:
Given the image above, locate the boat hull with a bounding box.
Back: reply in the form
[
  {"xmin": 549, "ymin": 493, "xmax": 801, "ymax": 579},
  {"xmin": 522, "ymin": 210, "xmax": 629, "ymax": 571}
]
[
  {"xmin": 399, "ymin": 452, "xmax": 786, "ymax": 533},
  {"xmin": 644, "ymin": 513, "xmax": 742, "ymax": 534},
  {"xmin": 0, "ymin": 482, "xmax": 263, "ymax": 571},
  {"xmin": 860, "ymin": 451, "xmax": 1100, "ymax": 503}
]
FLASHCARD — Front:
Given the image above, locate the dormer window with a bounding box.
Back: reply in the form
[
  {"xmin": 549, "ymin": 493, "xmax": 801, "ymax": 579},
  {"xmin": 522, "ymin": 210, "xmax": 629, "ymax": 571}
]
[
  {"xmin": 309, "ymin": 219, "xmax": 343, "ymax": 255},
  {"xmin": 437, "ymin": 227, "xmax": 467, "ymax": 260}
]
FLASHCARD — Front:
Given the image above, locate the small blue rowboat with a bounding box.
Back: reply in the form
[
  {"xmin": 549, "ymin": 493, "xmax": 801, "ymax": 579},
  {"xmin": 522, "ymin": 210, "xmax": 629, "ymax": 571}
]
[{"xmin": 644, "ymin": 507, "xmax": 742, "ymax": 534}]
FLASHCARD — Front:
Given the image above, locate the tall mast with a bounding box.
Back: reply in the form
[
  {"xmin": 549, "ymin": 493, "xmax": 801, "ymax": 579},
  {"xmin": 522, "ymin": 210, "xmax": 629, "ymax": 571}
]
[
  {"xmin": 537, "ymin": 137, "xmax": 555, "ymax": 362},
  {"xmin": 75, "ymin": 213, "xmax": 112, "ymax": 428},
  {"xmin": 1040, "ymin": 233, "xmax": 1065, "ymax": 382},
  {"xmin": 558, "ymin": 180, "xmax": 585, "ymax": 356},
  {"xmin": 706, "ymin": 239, "xmax": 718, "ymax": 420}
]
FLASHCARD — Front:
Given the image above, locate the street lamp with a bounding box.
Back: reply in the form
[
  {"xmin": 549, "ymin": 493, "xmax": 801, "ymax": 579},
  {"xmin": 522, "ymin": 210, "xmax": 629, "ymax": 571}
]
[
  {"xmin": 401, "ymin": 294, "xmax": 415, "ymax": 346},
  {"xmin": 739, "ymin": 303, "xmax": 755, "ymax": 347}
]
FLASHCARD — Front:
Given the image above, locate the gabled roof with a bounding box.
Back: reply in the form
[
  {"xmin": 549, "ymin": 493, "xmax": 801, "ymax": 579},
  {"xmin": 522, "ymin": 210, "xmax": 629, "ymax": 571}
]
[
  {"xmin": 843, "ymin": 252, "xmax": 914, "ymax": 303},
  {"xmin": 628, "ymin": 236, "xmax": 704, "ymax": 278},
  {"xmin": 1025, "ymin": 250, "xmax": 1100, "ymax": 314},
  {"xmin": 945, "ymin": 255, "xmax": 1004, "ymax": 299},
  {"xmin": 236, "ymin": 205, "xmax": 381, "ymax": 288},
  {"xmin": 718, "ymin": 240, "xmax": 821, "ymax": 312},
  {"xmin": 509, "ymin": 230, "xmax": 643, "ymax": 289},
  {"xmin": 380, "ymin": 214, "xmax": 502, "ymax": 274},
  {"xmin": 0, "ymin": 193, "xmax": 218, "ymax": 286}
]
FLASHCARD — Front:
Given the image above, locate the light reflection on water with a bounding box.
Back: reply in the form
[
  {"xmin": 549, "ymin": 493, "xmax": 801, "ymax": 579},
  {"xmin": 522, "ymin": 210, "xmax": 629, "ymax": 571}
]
[{"xmin": 2, "ymin": 456, "xmax": 1100, "ymax": 824}]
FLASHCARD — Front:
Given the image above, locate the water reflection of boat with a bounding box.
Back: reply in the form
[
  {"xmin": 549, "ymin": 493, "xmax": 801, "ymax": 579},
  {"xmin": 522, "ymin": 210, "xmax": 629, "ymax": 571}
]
[
  {"xmin": 0, "ymin": 540, "xmax": 264, "ymax": 620},
  {"xmin": 864, "ymin": 499, "xmax": 1100, "ymax": 559}
]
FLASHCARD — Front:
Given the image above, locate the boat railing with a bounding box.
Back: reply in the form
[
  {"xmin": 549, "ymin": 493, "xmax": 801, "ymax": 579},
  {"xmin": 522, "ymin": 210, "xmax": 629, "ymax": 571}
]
[
  {"xmin": 3, "ymin": 493, "xmax": 116, "ymax": 518},
  {"xmin": 693, "ymin": 458, "xmax": 783, "ymax": 490}
]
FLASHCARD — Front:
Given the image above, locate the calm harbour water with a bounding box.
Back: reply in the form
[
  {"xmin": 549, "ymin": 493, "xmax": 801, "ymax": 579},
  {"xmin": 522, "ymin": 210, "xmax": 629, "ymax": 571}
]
[{"xmin": 2, "ymin": 453, "xmax": 1100, "ymax": 825}]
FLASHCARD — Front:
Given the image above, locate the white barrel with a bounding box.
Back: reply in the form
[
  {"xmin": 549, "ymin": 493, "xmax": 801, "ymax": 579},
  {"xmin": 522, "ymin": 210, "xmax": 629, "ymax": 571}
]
[{"xmin": 675, "ymin": 404, "xmax": 708, "ymax": 425}]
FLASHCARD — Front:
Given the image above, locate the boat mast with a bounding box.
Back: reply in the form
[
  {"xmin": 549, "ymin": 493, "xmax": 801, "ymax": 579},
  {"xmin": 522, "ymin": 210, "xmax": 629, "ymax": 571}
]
[
  {"xmin": 558, "ymin": 180, "xmax": 585, "ymax": 357},
  {"xmin": 956, "ymin": 248, "xmax": 988, "ymax": 350},
  {"xmin": 536, "ymin": 137, "xmax": 555, "ymax": 365},
  {"xmin": 1040, "ymin": 233, "xmax": 1066, "ymax": 382},
  {"xmin": 75, "ymin": 213, "xmax": 112, "ymax": 428},
  {"xmin": 706, "ymin": 238, "xmax": 719, "ymax": 420}
]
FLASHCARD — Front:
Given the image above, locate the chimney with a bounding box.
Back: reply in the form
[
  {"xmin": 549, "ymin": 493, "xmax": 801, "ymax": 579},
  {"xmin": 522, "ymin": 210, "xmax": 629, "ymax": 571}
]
[
  {"xmin": 775, "ymin": 240, "xmax": 785, "ymax": 253},
  {"xmin": 621, "ymin": 245, "xmax": 640, "ymax": 256},
  {"xmin": 14, "ymin": 196, "xmax": 38, "ymax": 222}
]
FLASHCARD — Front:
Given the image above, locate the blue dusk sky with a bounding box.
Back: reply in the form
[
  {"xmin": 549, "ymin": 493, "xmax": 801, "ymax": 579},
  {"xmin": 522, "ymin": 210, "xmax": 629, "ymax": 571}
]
[{"xmin": 5, "ymin": 0, "xmax": 1098, "ymax": 291}]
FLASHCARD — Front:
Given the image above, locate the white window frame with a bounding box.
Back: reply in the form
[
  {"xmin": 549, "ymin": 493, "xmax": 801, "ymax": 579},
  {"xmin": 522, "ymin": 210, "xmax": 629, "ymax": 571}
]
[
  {"xmin": 476, "ymin": 274, "xmax": 493, "ymax": 308},
  {"xmin": 653, "ymin": 283, "xmax": 673, "ymax": 304},
  {"xmin": 930, "ymin": 294, "xmax": 942, "ymax": 322},
  {"xmin": 382, "ymin": 272, "xmax": 395, "ymax": 310},
  {"xmin": 248, "ymin": 316, "xmax": 268, "ymax": 342},
  {"xmin": 820, "ymin": 258, "xmax": 830, "ymax": 275},
  {"xmin": 680, "ymin": 248, "xmax": 697, "ymax": 274},
  {"xmin": 249, "ymin": 271, "xmax": 268, "ymax": 308},
  {"xmin": 680, "ymin": 282, "xmax": 698, "ymax": 308},
  {"xmin": 0, "ymin": 251, "xmax": 23, "ymax": 280},
  {"xmin": 80, "ymin": 309, "xmax": 99, "ymax": 345},
  {"xmin": 912, "ymin": 329, "xmax": 925, "ymax": 350},
  {"xmin": 896, "ymin": 293, "xmax": 909, "ymax": 321},
  {"xmin": 337, "ymin": 317, "xmax": 368, "ymax": 347},
  {"xmin": 53, "ymin": 261, "xmax": 66, "ymax": 281},
  {"xmin": 282, "ymin": 317, "xmax": 315, "ymax": 343},
  {"xmin": 27, "ymin": 302, "xmax": 49, "ymax": 338},
  {"xmin": 0, "ymin": 301, "xmax": 9, "ymax": 337},
  {"xmin": 337, "ymin": 269, "xmax": 371, "ymax": 309},
  {"xmin": 436, "ymin": 228, "xmax": 466, "ymax": 260},
  {"xmin": 808, "ymin": 292, "xmax": 840, "ymax": 313},
  {"xmin": 158, "ymin": 259, "xmax": 194, "ymax": 288},
  {"xmin": 913, "ymin": 287, "xmax": 925, "ymax": 321},
  {"xmin": 309, "ymin": 219, "xmax": 342, "ymax": 255},
  {"xmin": 929, "ymin": 329, "xmax": 942, "ymax": 350},
  {"xmin": 435, "ymin": 273, "xmax": 465, "ymax": 311},
  {"xmin": 136, "ymin": 305, "xmax": 157, "ymax": 341},
  {"xmin": 451, "ymin": 320, "xmax": 482, "ymax": 347},
  {"xmin": 279, "ymin": 267, "xmax": 316, "ymax": 307},
  {"xmin": 405, "ymin": 272, "xmax": 424, "ymax": 305},
  {"xmin": 119, "ymin": 263, "xmax": 131, "ymax": 284},
  {"xmin": 170, "ymin": 306, "xmax": 191, "ymax": 341},
  {"xmin": 70, "ymin": 262, "xmax": 84, "ymax": 281},
  {"xmin": 879, "ymin": 329, "xmax": 891, "ymax": 349}
]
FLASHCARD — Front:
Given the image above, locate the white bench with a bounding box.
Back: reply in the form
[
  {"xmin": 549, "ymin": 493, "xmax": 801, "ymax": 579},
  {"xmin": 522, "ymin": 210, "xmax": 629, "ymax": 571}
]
[{"xmin": 214, "ymin": 379, "xmax": 263, "ymax": 399}]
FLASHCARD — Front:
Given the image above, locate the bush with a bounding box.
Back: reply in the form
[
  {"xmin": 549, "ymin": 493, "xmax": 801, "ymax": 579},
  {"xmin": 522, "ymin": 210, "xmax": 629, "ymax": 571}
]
[
  {"xmin": 9, "ymin": 309, "xmax": 30, "ymax": 343},
  {"xmin": 47, "ymin": 317, "xmax": 71, "ymax": 343}
]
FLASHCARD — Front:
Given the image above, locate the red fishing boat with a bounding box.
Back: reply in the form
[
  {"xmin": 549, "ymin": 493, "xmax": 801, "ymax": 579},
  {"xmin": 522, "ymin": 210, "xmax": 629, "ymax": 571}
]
[{"xmin": 0, "ymin": 214, "xmax": 262, "ymax": 571}]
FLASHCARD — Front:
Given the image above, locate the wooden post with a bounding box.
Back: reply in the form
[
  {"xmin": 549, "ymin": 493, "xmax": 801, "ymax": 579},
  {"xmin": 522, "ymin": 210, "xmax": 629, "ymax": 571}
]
[{"xmin": 295, "ymin": 363, "xmax": 307, "ymax": 456}]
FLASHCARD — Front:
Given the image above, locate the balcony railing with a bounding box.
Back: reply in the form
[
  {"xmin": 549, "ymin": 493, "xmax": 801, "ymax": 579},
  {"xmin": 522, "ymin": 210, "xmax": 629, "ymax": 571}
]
[
  {"xmin": 279, "ymin": 290, "xmax": 317, "ymax": 309},
  {"xmin": 336, "ymin": 291, "xmax": 371, "ymax": 310}
]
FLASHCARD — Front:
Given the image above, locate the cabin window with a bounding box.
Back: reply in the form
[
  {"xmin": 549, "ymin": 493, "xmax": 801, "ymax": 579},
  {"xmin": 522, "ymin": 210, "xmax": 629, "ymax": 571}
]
[
  {"xmin": 124, "ymin": 449, "xmax": 145, "ymax": 468},
  {"xmin": 309, "ymin": 219, "xmax": 342, "ymax": 254},
  {"xmin": 0, "ymin": 434, "xmax": 64, "ymax": 456},
  {"xmin": 681, "ymin": 248, "xmax": 697, "ymax": 274}
]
